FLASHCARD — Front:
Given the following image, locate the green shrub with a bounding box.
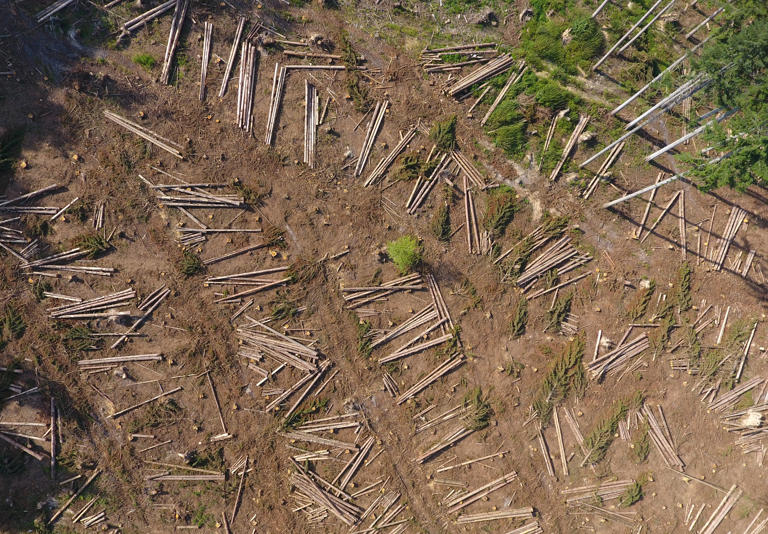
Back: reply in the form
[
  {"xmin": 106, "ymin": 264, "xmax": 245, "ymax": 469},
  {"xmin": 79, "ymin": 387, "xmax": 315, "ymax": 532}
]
[
  {"xmin": 545, "ymin": 292, "xmax": 572, "ymax": 332},
  {"xmin": 632, "ymin": 425, "xmax": 650, "ymax": 463},
  {"xmin": 179, "ymin": 250, "xmax": 204, "ymax": 277},
  {"xmin": 532, "ymin": 336, "xmax": 585, "ymax": 425},
  {"xmin": 132, "ymin": 53, "xmax": 156, "ymax": 71},
  {"xmin": 430, "ymin": 116, "xmax": 457, "ymax": 151},
  {"xmin": 510, "ymin": 296, "xmax": 528, "ymax": 338},
  {"xmin": 494, "ymin": 122, "xmax": 528, "ymax": 157},
  {"xmin": 534, "ymin": 79, "xmax": 571, "ymax": 110},
  {"xmin": 387, "ymin": 235, "xmax": 422, "ymax": 274},
  {"xmin": 340, "ymin": 32, "xmax": 371, "ymax": 112},
  {"xmin": 627, "ymin": 280, "xmax": 655, "ymax": 321},
  {"xmin": 483, "ymin": 185, "xmax": 517, "ymax": 235},
  {"xmin": 270, "ymin": 293, "xmax": 299, "ymax": 320},
  {"xmin": 566, "ymin": 16, "xmax": 605, "ymax": 63},
  {"xmin": 76, "ymin": 234, "xmax": 111, "ymax": 259},
  {"xmin": 485, "ymin": 98, "xmax": 523, "ymax": 130},
  {"xmin": 357, "ymin": 320, "xmax": 372, "ymax": 358},
  {"xmin": 539, "ymin": 138, "xmax": 563, "ymax": 175},
  {"xmin": 1, "ymin": 304, "xmax": 25, "ymax": 344},
  {"xmin": 33, "ymin": 280, "xmax": 52, "ymax": 301},
  {"xmin": 0, "ymin": 126, "xmax": 24, "ymax": 189},
  {"xmin": 619, "ymin": 481, "xmax": 643, "ymax": 507},
  {"xmin": 675, "ymin": 262, "xmax": 692, "ymax": 312},
  {"xmin": 63, "ymin": 326, "xmax": 99, "ymax": 351},
  {"xmin": 462, "ymin": 387, "xmax": 492, "ymax": 430},
  {"xmin": 432, "ymin": 203, "xmax": 451, "ymax": 242},
  {"xmin": 583, "ymin": 393, "xmax": 641, "ymax": 464},
  {"xmin": 392, "ymin": 153, "xmax": 422, "ymax": 181}
]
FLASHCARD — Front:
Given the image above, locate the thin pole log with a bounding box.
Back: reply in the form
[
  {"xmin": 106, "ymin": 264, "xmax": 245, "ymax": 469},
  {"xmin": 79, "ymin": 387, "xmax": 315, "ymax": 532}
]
[
  {"xmin": 109, "ymin": 387, "xmax": 183, "ymax": 419},
  {"xmin": 219, "ymin": 17, "xmax": 246, "ymax": 98},
  {"xmin": 48, "ymin": 470, "xmax": 101, "ymax": 524},
  {"xmin": 200, "ymin": 22, "xmax": 213, "ymax": 101},
  {"xmin": 592, "ymin": 0, "xmax": 664, "ymax": 70},
  {"xmin": 635, "ymin": 173, "xmax": 663, "ymax": 239}
]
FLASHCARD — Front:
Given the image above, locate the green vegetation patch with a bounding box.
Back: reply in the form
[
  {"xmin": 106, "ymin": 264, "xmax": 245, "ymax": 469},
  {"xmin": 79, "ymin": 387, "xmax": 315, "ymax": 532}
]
[
  {"xmin": 387, "ymin": 235, "xmax": 422, "ymax": 274},
  {"xmin": 430, "ymin": 115, "xmax": 457, "ymax": 151},
  {"xmin": 132, "ymin": 53, "xmax": 156, "ymax": 71},
  {"xmin": 532, "ymin": 336, "xmax": 586, "ymax": 425}
]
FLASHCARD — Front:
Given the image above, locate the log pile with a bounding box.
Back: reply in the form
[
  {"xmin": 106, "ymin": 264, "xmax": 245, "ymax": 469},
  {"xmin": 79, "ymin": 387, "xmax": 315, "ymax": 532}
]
[
  {"xmin": 205, "ymin": 266, "xmax": 290, "ymax": 304},
  {"xmin": 105, "ymin": 110, "xmax": 184, "ymax": 159},
  {"xmin": 236, "ymin": 40, "xmax": 259, "ymax": 132},
  {"xmin": 265, "ymin": 64, "xmax": 287, "ymax": 145},
  {"xmin": 36, "ymin": 0, "xmax": 75, "ymax": 23},
  {"xmin": 451, "ymin": 149, "xmax": 488, "ymax": 189},
  {"xmin": 588, "ymin": 334, "xmax": 649, "ymax": 380},
  {"xmin": 562, "ymin": 479, "xmax": 637, "ymax": 505},
  {"xmin": 219, "ymin": 17, "xmax": 247, "ymax": 98},
  {"xmin": 442, "ymin": 471, "xmax": 518, "ymax": 514},
  {"xmin": 447, "ymin": 54, "xmax": 517, "ymax": 98},
  {"xmin": 515, "ymin": 236, "xmax": 592, "ymax": 291},
  {"xmin": 549, "ymin": 114, "xmax": 590, "ymax": 181},
  {"xmin": 712, "ymin": 206, "xmax": 746, "ymax": 271},
  {"xmin": 583, "ymin": 140, "xmax": 624, "ymax": 199},
  {"xmin": 199, "ymin": 21, "xmax": 213, "ymax": 101},
  {"xmin": 159, "ymin": 0, "xmax": 190, "ymax": 85},
  {"xmin": 640, "ymin": 404, "xmax": 685, "ymax": 469},
  {"xmin": 304, "ymin": 81, "xmax": 318, "ymax": 168},
  {"xmin": 48, "ymin": 288, "xmax": 135, "ymax": 320},
  {"xmin": 354, "ymin": 100, "xmax": 389, "ymax": 177},
  {"xmin": 363, "ymin": 126, "xmax": 418, "ymax": 187},
  {"xmin": 406, "ymin": 154, "xmax": 453, "ymax": 214},
  {"xmin": 420, "ymin": 43, "xmax": 498, "ymax": 74},
  {"xmin": 463, "ymin": 175, "xmax": 481, "ymax": 255}
]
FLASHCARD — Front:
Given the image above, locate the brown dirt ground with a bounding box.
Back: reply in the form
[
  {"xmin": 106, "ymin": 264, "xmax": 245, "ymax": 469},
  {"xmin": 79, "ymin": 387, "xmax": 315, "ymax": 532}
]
[{"xmin": 1, "ymin": 1, "xmax": 767, "ymax": 533}]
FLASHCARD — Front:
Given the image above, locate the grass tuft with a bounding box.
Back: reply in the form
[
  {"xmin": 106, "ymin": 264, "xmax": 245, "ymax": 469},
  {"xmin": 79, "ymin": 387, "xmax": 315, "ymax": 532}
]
[{"xmin": 132, "ymin": 53, "xmax": 156, "ymax": 71}]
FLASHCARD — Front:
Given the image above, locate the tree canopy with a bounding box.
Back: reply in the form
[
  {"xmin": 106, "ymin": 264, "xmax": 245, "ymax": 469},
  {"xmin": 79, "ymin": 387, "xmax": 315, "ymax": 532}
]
[{"xmin": 682, "ymin": 4, "xmax": 768, "ymax": 191}]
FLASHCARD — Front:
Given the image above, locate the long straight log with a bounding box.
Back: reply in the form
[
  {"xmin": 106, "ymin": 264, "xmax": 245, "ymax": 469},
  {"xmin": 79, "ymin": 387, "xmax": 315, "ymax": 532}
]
[
  {"xmin": 480, "ymin": 63, "xmax": 526, "ymax": 126},
  {"xmin": 592, "ymin": 0, "xmax": 664, "ymax": 70},
  {"xmin": 618, "ymin": 0, "xmax": 675, "ymax": 54},
  {"xmin": 199, "ymin": 22, "xmax": 213, "ymax": 101},
  {"xmin": 110, "ymin": 387, "xmax": 183, "ymax": 419},
  {"xmin": 219, "ymin": 17, "xmax": 246, "ymax": 98},
  {"xmin": 48, "ymin": 470, "xmax": 101, "ymax": 525},
  {"xmin": 686, "ymin": 7, "xmax": 724, "ymax": 39},
  {"xmin": 645, "ymin": 109, "xmax": 737, "ymax": 162},
  {"xmin": 611, "ymin": 36, "xmax": 711, "ymax": 116},
  {"xmin": 159, "ymin": 0, "xmax": 190, "ymax": 85}
]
